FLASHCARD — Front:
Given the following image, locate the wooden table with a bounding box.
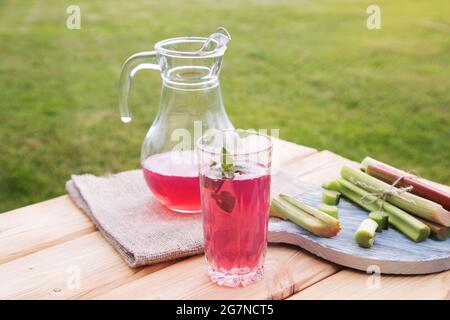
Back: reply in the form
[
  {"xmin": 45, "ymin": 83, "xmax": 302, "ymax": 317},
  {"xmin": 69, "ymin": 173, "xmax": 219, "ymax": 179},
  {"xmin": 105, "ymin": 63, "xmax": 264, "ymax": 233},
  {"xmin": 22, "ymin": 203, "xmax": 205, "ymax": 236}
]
[{"xmin": 1, "ymin": 140, "xmax": 448, "ymax": 300}]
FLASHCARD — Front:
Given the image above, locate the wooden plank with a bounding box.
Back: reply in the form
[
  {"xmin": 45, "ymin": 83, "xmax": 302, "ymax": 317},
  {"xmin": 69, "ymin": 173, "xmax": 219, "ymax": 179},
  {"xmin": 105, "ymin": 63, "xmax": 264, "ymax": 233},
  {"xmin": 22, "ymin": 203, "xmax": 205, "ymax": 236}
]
[
  {"xmin": 288, "ymin": 269, "xmax": 450, "ymax": 300},
  {"xmin": 0, "ymin": 139, "xmax": 314, "ymax": 266},
  {"xmin": 283, "ymin": 150, "xmax": 357, "ymax": 181},
  {"xmin": 0, "ymin": 232, "xmax": 174, "ymax": 300},
  {"xmin": 0, "ymin": 196, "xmax": 95, "ymax": 264},
  {"xmin": 273, "ymin": 138, "xmax": 316, "ymax": 169},
  {"xmin": 96, "ymin": 245, "xmax": 340, "ymax": 300}
]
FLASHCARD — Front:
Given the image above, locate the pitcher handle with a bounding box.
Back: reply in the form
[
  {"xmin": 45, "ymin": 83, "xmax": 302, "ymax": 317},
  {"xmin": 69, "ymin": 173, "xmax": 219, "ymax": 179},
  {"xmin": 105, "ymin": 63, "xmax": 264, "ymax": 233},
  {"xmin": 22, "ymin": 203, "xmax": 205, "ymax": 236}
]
[{"xmin": 118, "ymin": 51, "xmax": 160, "ymax": 123}]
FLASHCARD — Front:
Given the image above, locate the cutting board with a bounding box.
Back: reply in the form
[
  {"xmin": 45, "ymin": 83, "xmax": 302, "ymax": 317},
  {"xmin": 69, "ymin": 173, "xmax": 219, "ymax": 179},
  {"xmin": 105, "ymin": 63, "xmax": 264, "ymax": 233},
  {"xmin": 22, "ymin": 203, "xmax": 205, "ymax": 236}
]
[{"xmin": 268, "ymin": 188, "xmax": 450, "ymax": 275}]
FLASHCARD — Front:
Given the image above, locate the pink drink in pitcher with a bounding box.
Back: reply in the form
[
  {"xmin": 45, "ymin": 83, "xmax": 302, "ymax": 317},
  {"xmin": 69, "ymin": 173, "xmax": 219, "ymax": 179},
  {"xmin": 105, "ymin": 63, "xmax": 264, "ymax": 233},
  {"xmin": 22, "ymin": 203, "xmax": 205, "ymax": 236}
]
[
  {"xmin": 142, "ymin": 150, "xmax": 201, "ymax": 213},
  {"xmin": 200, "ymin": 162, "xmax": 271, "ymax": 287}
]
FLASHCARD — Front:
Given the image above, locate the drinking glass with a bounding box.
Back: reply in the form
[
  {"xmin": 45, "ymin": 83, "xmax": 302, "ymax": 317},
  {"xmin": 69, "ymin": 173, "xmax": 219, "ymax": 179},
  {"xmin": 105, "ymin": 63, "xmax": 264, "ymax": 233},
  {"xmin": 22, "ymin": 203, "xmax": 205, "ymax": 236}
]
[{"xmin": 197, "ymin": 129, "xmax": 273, "ymax": 287}]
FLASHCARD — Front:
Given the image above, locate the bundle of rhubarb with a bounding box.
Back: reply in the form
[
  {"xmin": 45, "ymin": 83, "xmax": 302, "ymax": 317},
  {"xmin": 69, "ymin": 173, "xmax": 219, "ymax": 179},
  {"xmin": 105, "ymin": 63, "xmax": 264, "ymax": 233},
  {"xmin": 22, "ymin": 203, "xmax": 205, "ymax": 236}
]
[
  {"xmin": 338, "ymin": 157, "xmax": 450, "ymax": 247},
  {"xmin": 270, "ymin": 157, "xmax": 450, "ymax": 248}
]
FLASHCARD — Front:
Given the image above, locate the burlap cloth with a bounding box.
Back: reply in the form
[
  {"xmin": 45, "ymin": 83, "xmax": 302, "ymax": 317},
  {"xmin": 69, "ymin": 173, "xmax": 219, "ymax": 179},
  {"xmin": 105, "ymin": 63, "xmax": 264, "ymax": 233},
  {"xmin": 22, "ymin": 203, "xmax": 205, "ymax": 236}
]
[{"xmin": 66, "ymin": 169, "xmax": 306, "ymax": 268}]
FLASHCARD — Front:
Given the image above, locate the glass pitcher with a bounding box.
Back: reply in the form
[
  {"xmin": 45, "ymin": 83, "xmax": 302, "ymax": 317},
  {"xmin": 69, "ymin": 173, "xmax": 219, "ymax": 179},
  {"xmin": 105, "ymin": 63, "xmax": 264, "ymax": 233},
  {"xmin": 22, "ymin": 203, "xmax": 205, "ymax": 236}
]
[{"xmin": 118, "ymin": 31, "xmax": 234, "ymax": 213}]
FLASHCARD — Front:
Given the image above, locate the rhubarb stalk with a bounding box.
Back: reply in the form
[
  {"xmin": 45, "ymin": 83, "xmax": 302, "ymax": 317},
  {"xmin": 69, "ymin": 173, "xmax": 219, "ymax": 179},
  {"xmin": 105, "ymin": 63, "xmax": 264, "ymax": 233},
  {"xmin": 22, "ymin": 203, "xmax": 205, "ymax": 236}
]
[
  {"xmin": 415, "ymin": 218, "xmax": 450, "ymax": 241},
  {"xmin": 322, "ymin": 180, "xmax": 341, "ymax": 191},
  {"xmin": 318, "ymin": 203, "xmax": 339, "ymax": 219},
  {"xmin": 369, "ymin": 211, "xmax": 388, "ymax": 232},
  {"xmin": 361, "ymin": 157, "xmax": 450, "ymax": 210},
  {"xmin": 337, "ymin": 177, "xmax": 430, "ymax": 242},
  {"xmin": 270, "ymin": 194, "xmax": 341, "ymax": 237},
  {"xmin": 341, "ymin": 166, "xmax": 450, "ymax": 227},
  {"xmin": 354, "ymin": 219, "xmax": 378, "ymax": 248},
  {"xmin": 322, "ymin": 190, "xmax": 341, "ymax": 205}
]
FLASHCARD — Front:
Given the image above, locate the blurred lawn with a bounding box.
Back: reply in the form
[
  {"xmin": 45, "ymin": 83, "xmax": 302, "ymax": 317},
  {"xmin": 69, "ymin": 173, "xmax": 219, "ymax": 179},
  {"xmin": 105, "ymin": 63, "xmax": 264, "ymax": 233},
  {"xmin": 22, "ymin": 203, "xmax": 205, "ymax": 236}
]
[{"xmin": 0, "ymin": 0, "xmax": 449, "ymax": 212}]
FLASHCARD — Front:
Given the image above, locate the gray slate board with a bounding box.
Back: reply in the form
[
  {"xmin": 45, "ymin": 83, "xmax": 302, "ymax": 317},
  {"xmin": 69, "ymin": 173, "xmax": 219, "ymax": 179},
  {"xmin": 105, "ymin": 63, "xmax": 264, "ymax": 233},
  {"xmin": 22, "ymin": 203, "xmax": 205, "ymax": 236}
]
[{"xmin": 268, "ymin": 188, "xmax": 450, "ymax": 274}]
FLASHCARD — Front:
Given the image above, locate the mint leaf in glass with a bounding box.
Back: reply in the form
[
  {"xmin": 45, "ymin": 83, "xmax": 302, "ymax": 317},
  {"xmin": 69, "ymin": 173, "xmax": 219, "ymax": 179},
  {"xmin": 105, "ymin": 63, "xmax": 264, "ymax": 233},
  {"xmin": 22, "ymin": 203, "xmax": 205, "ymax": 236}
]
[
  {"xmin": 220, "ymin": 147, "xmax": 235, "ymax": 179},
  {"xmin": 212, "ymin": 191, "xmax": 236, "ymax": 213}
]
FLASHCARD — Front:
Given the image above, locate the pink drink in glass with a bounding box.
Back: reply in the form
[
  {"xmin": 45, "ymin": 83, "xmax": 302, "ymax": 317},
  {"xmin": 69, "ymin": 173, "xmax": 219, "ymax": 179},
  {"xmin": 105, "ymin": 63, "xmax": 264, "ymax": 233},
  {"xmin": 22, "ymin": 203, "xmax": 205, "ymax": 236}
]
[
  {"xmin": 200, "ymin": 162, "xmax": 271, "ymax": 287},
  {"xmin": 142, "ymin": 150, "xmax": 201, "ymax": 213}
]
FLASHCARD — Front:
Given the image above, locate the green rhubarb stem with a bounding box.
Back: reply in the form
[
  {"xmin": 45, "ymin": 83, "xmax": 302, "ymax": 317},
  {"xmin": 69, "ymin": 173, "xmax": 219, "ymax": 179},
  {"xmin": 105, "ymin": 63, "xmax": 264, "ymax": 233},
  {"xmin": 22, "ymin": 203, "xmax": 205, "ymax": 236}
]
[
  {"xmin": 322, "ymin": 190, "xmax": 341, "ymax": 205},
  {"xmin": 322, "ymin": 180, "xmax": 341, "ymax": 191},
  {"xmin": 341, "ymin": 166, "xmax": 450, "ymax": 227},
  {"xmin": 369, "ymin": 211, "xmax": 388, "ymax": 232},
  {"xmin": 279, "ymin": 193, "xmax": 340, "ymax": 228},
  {"xmin": 271, "ymin": 195, "xmax": 341, "ymax": 237},
  {"xmin": 354, "ymin": 219, "xmax": 378, "ymax": 248},
  {"xmin": 318, "ymin": 204, "xmax": 339, "ymax": 219},
  {"xmin": 415, "ymin": 217, "xmax": 450, "ymax": 241},
  {"xmin": 337, "ymin": 177, "xmax": 430, "ymax": 242}
]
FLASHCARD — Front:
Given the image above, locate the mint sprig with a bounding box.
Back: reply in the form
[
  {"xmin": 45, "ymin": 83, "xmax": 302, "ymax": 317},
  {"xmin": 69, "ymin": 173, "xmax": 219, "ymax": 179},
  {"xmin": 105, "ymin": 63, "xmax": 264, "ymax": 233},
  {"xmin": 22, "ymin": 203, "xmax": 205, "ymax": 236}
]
[
  {"xmin": 220, "ymin": 147, "xmax": 235, "ymax": 179},
  {"xmin": 202, "ymin": 147, "xmax": 240, "ymax": 214}
]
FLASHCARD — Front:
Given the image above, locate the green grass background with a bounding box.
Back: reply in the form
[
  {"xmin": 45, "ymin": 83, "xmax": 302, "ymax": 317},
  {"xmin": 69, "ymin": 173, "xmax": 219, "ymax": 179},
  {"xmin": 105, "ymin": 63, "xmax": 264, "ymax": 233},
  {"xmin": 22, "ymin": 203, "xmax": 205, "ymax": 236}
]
[{"xmin": 1, "ymin": 0, "xmax": 449, "ymax": 212}]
